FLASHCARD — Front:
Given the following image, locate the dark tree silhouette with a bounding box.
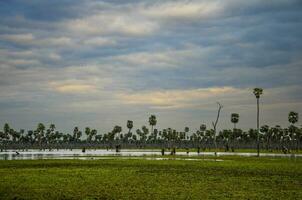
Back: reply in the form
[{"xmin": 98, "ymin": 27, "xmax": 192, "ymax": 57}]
[
  {"xmin": 231, "ymin": 113, "xmax": 239, "ymax": 151},
  {"xmin": 288, "ymin": 111, "xmax": 298, "ymax": 125},
  {"xmin": 149, "ymin": 115, "xmax": 157, "ymax": 134},
  {"xmin": 253, "ymin": 88, "xmax": 263, "ymax": 157},
  {"xmin": 212, "ymin": 102, "xmax": 223, "ymax": 156}
]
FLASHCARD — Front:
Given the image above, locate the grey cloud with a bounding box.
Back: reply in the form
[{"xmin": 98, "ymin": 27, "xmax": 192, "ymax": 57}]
[{"xmin": 0, "ymin": 0, "xmax": 301, "ymax": 132}]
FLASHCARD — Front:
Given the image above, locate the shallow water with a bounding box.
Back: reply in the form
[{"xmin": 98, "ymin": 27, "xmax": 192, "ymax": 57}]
[{"xmin": 0, "ymin": 149, "xmax": 300, "ymax": 160}]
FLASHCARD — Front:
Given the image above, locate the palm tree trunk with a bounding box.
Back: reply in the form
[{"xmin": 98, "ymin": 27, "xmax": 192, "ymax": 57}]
[
  {"xmin": 233, "ymin": 123, "xmax": 236, "ymax": 152},
  {"xmin": 257, "ymin": 98, "xmax": 260, "ymax": 157}
]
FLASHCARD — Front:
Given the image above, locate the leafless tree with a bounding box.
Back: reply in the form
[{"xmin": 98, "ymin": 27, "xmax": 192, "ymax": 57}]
[{"xmin": 212, "ymin": 102, "xmax": 223, "ymax": 156}]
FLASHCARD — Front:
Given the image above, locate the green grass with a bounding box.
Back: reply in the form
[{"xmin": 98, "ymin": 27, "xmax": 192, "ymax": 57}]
[{"xmin": 0, "ymin": 157, "xmax": 301, "ymax": 200}]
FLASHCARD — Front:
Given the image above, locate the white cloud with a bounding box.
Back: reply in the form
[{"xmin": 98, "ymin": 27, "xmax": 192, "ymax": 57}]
[
  {"xmin": 5, "ymin": 59, "xmax": 41, "ymax": 67},
  {"xmin": 81, "ymin": 37, "xmax": 116, "ymax": 46},
  {"xmin": 42, "ymin": 37, "xmax": 72, "ymax": 46},
  {"xmin": 50, "ymin": 83, "xmax": 96, "ymax": 93},
  {"xmin": 141, "ymin": 1, "xmax": 223, "ymax": 20},
  {"xmin": 111, "ymin": 44, "xmax": 216, "ymax": 69},
  {"xmin": 48, "ymin": 53, "xmax": 61, "ymax": 61},
  {"xmin": 0, "ymin": 49, "xmax": 35, "ymax": 58},
  {"xmin": 117, "ymin": 87, "xmax": 243, "ymax": 109},
  {"xmin": 114, "ymin": 51, "xmax": 174, "ymax": 68},
  {"xmin": 0, "ymin": 33, "xmax": 72, "ymax": 47},
  {"xmin": 1, "ymin": 33, "xmax": 34, "ymax": 44},
  {"xmin": 66, "ymin": 13, "xmax": 158, "ymax": 36}
]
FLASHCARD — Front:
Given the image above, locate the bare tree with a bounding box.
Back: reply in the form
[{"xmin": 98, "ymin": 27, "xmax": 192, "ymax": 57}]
[{"xmin": 212, "ymin": 102, "xmax": 223, "ymax": 156}]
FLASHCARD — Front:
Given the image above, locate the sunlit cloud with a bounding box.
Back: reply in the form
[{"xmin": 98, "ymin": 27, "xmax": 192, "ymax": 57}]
[
  {"xmin": 0, "ymin": 33, "xmax": 34, "ymax": 44},
  {"xmin": 50, "ymin": 82, "xmax": 97, "ymax": 93},
  {"xmin": 81, "ymin": 37, "xmax": 117, "ymax": 47},
  {"xmin": 65, "ymin": 13, "xmax": 159, "ymax": 36},
  {"xmin": 117, "ymin": 87, "xmax": 243, "ymax": 109},
  {"xmin": 0, "ymin": 34, "xmax": 72, "ymax": 47},
  {"xmin": 141, "ymin": 1, "xmax": 223, "ymax": 19}
]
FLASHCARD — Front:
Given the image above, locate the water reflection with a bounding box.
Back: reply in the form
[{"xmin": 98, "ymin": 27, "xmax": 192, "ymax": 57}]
[{"xmin": 0, "ymin": 149, "xmax": 301, "ymax": 160}]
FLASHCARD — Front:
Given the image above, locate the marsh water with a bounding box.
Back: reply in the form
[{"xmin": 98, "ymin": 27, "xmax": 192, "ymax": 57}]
[{"xmin": 0, "ymin": 149, "xmax": 301, "ymax": 160}]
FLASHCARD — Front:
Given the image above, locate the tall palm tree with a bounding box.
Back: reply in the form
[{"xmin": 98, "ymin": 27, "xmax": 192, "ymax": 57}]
[
  {"xmin": 126, "ymin": 120, "xmax": 133, "ymax": 143},
  {"xmin": 90, "ymin": 129, "xmax": 97, "ymax": 141},
  {"xmin": 288, "ymin": 111, "xmax": 298, "ymax": 125},
  {"xmin": 231, "ymin": 113, "xmax": 239, "ymax": 152},
  {"xmin": 85, "ymin": 127, "xmax": 91, "ymax": 142},
  {"xmin": 288, "ymin": 111, "xmax": 298, "ymax": 151},
  {"xmin": 231, "ymin": 113, "xmax": 239, "ymax": 129},
  {"xmin": 48, "ymin": 124, "xmax": 56, "ymax": 147},
  {"xmin": 113, "ymin": 125, "xmax": 122, "ymax": 140},
  {"xmin": 127, "ymin": 120, "xmax": 133, "ymax": 134},
  {"xmin": 3, "ymin": 123, "xmax": 10, "ymax": 136},
  {"xmin": 253, "ymin": 88, "xmax": 263, "ymax": 157},
  {"xmin": 184, "ymin": 127, "xmax": 189, "ymax": 145},
  {"xmin": 73, "ymin": 127, "xmax": 80, "ymax": 142},
  {"xmin": 200, "ymin": 124, "xmax": 206, "ymax": 132},
  {"xmin": 184, "ymin": 127, "xmax": 189, "ymax": 138},
  {"xmin": 35, "ymin": 123, "xmax": 45, "ymax": 149},
  {"xmin": 185, "ymin": 127, "xmax": 189, "ymax": 133},
  {"xmin": 50, "ymin": 124, "xmax": 56, "ymax": 132},
  {"xmin": 149, "ymin": 115, "xmax": 157, "ymax": 134},
  {"xmin": 3, "ymin": 123, "xmax": 10, "ymax": 146}
]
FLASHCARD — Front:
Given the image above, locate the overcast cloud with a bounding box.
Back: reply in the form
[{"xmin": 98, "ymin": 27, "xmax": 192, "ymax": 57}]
[{"xmin": 0, "ymin": 0, "xmax": 301, "ymax": 134}]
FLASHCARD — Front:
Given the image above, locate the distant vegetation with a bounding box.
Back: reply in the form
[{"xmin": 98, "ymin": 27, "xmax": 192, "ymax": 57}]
[{"xmin": 0, "ymin": 88, "xmax": 301, "ymax": 153}]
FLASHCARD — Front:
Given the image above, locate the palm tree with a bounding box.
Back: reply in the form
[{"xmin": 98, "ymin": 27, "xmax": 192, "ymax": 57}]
[
  {"xmin": 113, "ymin": 125, "xmax": 122, "ymax": 141},
  {"xmin": 231, "ymin": 113, "xmax": 239, "ymax": 129},
  {"xmin": 3, "ymin": 123, "xmax": 10, "ymax": 136},
  {"xmin": 231, "ymin": 113, "xmax": 239, "ymax": 152},
  {"xmin": 3, "ymin": 123, "xmax": 10, "ymax": 148},
  {"xmin": 137, "ymin": 126, "xmax": 148, "ymax": 147},
  {"xmin": 85, "ymin": 127, "xmax": 91, "ymax": 142},
  {"xmin": 253, "ymin": 88, "xmax": 263, "ymax": 157},
  {"xmin": 184, "ymin": 127, "xmax": 189, "ymax": 133},
  {"xmin": 288, "ymin": 111, "xmax": 298, "ymax": 125},
  {"xmin": 184, "ymin": 126, "xmax": 189, "ymax": 136},
  {"xmin": 125, "ymin": 120, "xmax": 133, "ymax": 143},
  {"xmin": 0, "ymin": 131, "xmax": 9, "ymax": 151},
  {"xmin": 200, "ymin": 124, "xmax": 206, "ymax": 132},
  {"xmin": 48, "ymin": 124, "xmax": 56, "ymax": 148},
  {"xmin": 73, "ymin": 127, "xmax": 80, "ymax": 143},
  {"xmin": 50, "ymin": 124, "xmax": 56, "ymax": 132},
  {"xmin": 288, "ymin": 111, "xmax": 298, "ymax": 151},
  {"xmin": 37, "ymin": 123, "xmax": 45, "ymax": 149},
  {"xmin": 149, "ymin": 115, "xmax": 157, "ymax": 134},
  {"xmin": 260, "ymin": 125, "xmax": 270, "ymax": 150},
  {"xmin": 184, "ymin": 127, "xmax": 189, "ymax": 147},
  {"xmin": 127, "ymin": 120, "xmax": 133, "ymax": 134},
  {"xmin": 90, "ymin": 129, "xmax": 97, "ymax": 142}
]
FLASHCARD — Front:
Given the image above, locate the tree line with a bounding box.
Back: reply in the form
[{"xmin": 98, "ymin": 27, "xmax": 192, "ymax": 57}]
[{"xmin": 0, "ymin": 88, "xmax": 301, "ymax": 153}]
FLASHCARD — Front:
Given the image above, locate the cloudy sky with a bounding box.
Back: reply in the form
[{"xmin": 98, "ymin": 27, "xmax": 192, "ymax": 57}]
[{"xmin": 0, "ymin": 0, "xmax": 301, "ymax": 134}]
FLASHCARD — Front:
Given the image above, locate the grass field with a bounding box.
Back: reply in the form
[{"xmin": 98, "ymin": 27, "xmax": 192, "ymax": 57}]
[{"xmin": 0, "ymin": 156, "xmax": 301, "ymax": 200}]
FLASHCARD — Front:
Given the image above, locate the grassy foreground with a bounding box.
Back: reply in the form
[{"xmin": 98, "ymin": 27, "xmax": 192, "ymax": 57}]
[{"xmin": 0, "ymin": 157, "xmax": 301, "ymax": 200}]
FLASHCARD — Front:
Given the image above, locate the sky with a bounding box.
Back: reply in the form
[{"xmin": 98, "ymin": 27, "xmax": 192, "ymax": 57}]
[{"xmin": 0, "ymin": 0, "xmax": 302, "ymax": 134}]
